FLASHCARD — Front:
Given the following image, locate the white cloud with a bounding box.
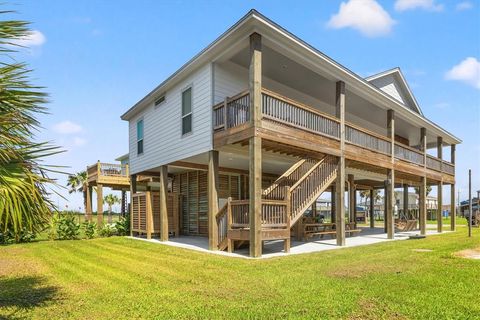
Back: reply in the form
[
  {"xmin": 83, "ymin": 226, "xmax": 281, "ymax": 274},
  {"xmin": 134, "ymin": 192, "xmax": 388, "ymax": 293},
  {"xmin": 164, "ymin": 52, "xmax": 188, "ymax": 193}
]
[
  {"xmin": 52, "ymin": 121, "xmax": 83, "ymax": 134},
  {"xmin": 72, "ymin": 137, "xmax": 87, "ymax": 147},
  {"xmin": 445, "ymin": 57, "xmax": 480, "ymax": 89},
  {"xmin": 456, "ymin": 1, "xmax": 473, "ymax": 11},
  {"xmin": 395, "ymin": 0, "xmax": 444, "ymax": 12},
  {"xmin": 12, "ymin": 30, "xmax": 46, "ymax": 47},
  {"xmin": 327, "ymin": 0, "xmax": 396, "ymax": 37},
  {"xmin": 434, "ymin": 102, "xmax": 450, "ymax": 109}
]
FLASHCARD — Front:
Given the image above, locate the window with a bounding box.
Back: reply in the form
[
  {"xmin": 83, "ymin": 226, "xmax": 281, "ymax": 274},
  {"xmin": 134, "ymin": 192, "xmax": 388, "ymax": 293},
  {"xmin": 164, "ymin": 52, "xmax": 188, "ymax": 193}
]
[
  {"xmin": 182, "ymin": 87, "xmax": 192, "ymax": 135},
  {"xmin": 137, "ymin": 119, "xmax": 144, "ymax": 155},
  {"xmin": 155, "ymin": 95, "xmax": 165, "ymax": 107}
]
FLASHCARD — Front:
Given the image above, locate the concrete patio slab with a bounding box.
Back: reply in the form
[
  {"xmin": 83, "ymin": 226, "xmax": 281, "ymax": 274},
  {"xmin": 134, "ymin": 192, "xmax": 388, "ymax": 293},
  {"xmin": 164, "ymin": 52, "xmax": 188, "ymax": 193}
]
[{"xmin": 129, "ymin": 227, "xmax": 451, "ymax": 259}]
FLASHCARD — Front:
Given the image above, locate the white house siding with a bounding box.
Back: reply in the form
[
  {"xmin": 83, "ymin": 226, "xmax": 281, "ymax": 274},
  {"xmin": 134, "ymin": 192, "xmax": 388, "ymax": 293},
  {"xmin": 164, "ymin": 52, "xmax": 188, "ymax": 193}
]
[
  {"xmin": 128, "ymin": 63, "xmax": 212, "ymax": 174},
  {"xmin": 214, "ymin": 61, "xmax": 388, "ymax": 137}
]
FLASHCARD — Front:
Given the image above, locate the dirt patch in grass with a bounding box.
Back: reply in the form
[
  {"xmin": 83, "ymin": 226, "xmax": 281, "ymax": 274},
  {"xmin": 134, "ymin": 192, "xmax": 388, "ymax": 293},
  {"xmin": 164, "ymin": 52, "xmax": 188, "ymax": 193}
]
[
  {"xmin": 454, "ymin": 248, "xmax": 480, "ymax": 260},
  {"xmin": 349, "ymin": 298, "xmax": 408, "ymax": 320},
  {"xmin": 412, "ymin": 249, "xmax": 433, "ymax": 252},
  {"xmin": 327, "ymin": 263, "xmax": 399, "ymax": 279}
]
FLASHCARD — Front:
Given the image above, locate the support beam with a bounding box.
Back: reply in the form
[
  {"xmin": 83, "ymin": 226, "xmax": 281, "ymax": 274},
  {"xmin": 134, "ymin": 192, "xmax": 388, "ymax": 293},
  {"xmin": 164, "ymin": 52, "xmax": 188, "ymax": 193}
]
[
  {"xmin": 450, "ymin": 144, "xmax": 456, "ymax": 231},
  {"xmin": 437, "ymin": 136, "xmax": 443, "ymax": 233},
  {"xmin": 335, "ymin": 80, "xmax": 346, "ymax": 246},
  {"xmin": 208, "ymin": 150, "xmax": 219, "ymax": 250},
  {"xmin": 249, "ymin": 32, "xmax": 262, "ymax": 258},
  {"xmin": 384, "ymin": 183, "xmax": 388, "ymax": 233},
  {"xmin": 86, "ymin": 185, "xmax": 92, "ymax": 221},
  {"xmin": 419, "ymin": 177, "xmax": 427, "ymax": 235},
  {"xmin": 331, "ymin": 186, "xmax": 336, "ymax": 223},
  {"xmin": 437, "ymin": 181, "xmax": 443, "ymax": 233},
  {"xmin": 146, "ymin": 191, "xmax": 153, "ymax": 239},
  {"xmin": 159, "ymin": 166, "xmax": 169, "ymax": 241},
  {"xmin": 403, "ymin": 184, "xmax": 409, "ymax": 219},
  {"xmin": 386, "ymin": 109, "xmax": 395, "ymax": 239},
  {"xmin": 97, "ymin": 184, "xmax": 103, "ymax": 227},
  {"xmin": 369, "ymin": 189, "xmax": 375, "ymax": 228},
  {"xmin": 129, "ymin": 174, "xmax": 137, "ymax": 237},
  {"xmin": 121, "ymin": 190, "xmax": 126, "ymax": 217},
  {"xmin": 348, "ymin": 174, "xmax": 355, "ymax": 224}
]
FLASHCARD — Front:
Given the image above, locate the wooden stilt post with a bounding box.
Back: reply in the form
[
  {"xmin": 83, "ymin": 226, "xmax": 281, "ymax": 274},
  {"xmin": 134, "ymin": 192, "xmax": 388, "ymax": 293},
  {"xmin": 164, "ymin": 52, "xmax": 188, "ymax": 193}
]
[
  {"xmin": 419, "ymin": 127, "xmax": 427, "ymax": 235},
  {"xmin": 130, "ymin": 174, "xmax": 136, "ymax": 236},
  {"xmin": 97, "ymin": 184, "xmax": 103, "ymax": 227},
  {"xmin": 146, "ymin": 190, "xmax": 153, "ymax": 239},
  {"xmin": 384, "ymin": 183, "xmax": 388, "ymax": 233},
  {"xmin": 450, "ymin": 144, "xmax": 456, "ymax": 231},
  {"xmin": 249, "ymin": 32, "xmax": 262, "ymax": 258},
  {"xmin": 208, "ymin": 150, "xmax": 219, "ymax": 250},
  {"xmin": 369, "ymin": 189, "xmax": 375, "ymax": 228},
  {"xmin": 348, "ymin": 174, "xmax": 355, "ymax": 225},
  {"xmin": 86, "ymin": 185, "xmax": 92, "ymax": 221},
  {"xmin": 437, "ymin": 136, "xmax": 443, "ymax": 233},
  {"xmin": 386, "ymin": 109, "xmax": 395, "ymax": 239},
  {"xmin": 121, "ymin": 190, "xmax": 126, "ymax": 217},
  {"xmin": 403, "ymin": 184, "xmax": 409, "ymax": 219},
  {"xmin": 159, "ymin": 166, "xmax": 169, "ymax": 241},
  {"xmin": 331, "ymin": 186, "xmax": 336, "ymax": 223},
  {"xmin": 335, "ymin": 80, "xmax": 346, "ymax": 246},
  {"xmin": 419, "ymin": 177, "xmax": 427, "ymax": 235}
]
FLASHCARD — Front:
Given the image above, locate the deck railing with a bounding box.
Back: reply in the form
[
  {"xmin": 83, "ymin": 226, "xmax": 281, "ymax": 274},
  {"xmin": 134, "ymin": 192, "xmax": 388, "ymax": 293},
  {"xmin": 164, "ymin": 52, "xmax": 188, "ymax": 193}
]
[
  {"xmin": 226, "ymin": 199, "xmax": 289, "ymax": 229},
  {"xmin": 87, "ymin": 162, "xmax": 129, "ymax": 181},
  {"xmin": 346, "ymin": 124, "xmax": 391, "ymax": 155},
  {"xmin": 442, "ymin": 161, "xmax": 455, "ymax": 175},
  {"xmin": 426, "ymin": 155, "xmax": 442, "ymax": 172},
  {"xmin": 213, "ymin": 88, "xmax": 455, "ymax": 176},
  {"xmin": 213, "ymin": 91, "xmax": 249, "ymax": 130},
  {"xmin": 262, "ymin": 89, "xmax": 340, "ymax": 139},
  {"xmin": 216, "ymin": 202, "xmax": 229, "ymax": 249},
  {"xmin": 394, "ymin": 143, "xmax": 424, "ymax": 166}
]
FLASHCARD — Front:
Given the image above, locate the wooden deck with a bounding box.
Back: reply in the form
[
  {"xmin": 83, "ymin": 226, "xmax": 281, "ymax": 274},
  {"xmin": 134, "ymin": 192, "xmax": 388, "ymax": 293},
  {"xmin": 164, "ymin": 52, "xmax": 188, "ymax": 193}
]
[
  {"xmin": 213, "ymin": 88, "xmax": 455, "ymax": 185},
  {"xmin": 87, "ymin": 161, "xmax": 130, "ymax": 188}
]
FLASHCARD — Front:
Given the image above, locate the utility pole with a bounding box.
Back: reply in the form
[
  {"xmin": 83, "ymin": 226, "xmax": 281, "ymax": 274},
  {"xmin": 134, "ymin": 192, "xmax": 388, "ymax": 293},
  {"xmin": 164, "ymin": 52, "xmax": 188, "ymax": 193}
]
[{"xmin": 468, "ymin": 169, "xmax": 472, "ymax": 238}]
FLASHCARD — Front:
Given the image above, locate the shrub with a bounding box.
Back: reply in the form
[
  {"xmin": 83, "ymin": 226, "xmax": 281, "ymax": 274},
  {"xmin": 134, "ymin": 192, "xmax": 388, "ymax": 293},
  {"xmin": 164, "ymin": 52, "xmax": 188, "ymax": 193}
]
[
  {"xmin": 56, "ymin": 213, "xmax": 80, "ymax": 240},
  {"xmin": 83, "ymin": 221, "xmax": 97, "ymax": 239},
  {"xmin": 99, "ymin": 223, "xmax": 117, "ymax": 237},
  {"xmin": 115, "ymin": 216, "xmax": 130, "ymax": 236}
]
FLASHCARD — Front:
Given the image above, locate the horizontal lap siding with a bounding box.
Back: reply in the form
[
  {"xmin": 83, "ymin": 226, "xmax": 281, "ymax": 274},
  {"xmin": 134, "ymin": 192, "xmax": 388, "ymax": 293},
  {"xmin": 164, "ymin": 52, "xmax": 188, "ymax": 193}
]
[{"xmin": 129, "ymin": 64, "xmax": 212, "ymax": 174}]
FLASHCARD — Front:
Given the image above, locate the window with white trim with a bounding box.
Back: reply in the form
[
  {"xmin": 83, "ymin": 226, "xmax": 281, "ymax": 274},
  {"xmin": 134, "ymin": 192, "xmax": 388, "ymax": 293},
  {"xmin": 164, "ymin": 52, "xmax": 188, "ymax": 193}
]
[
  {"xmin": 137, "ymin": 119, "xmax": 144, "ymax": 155},
  {"xmin": 181, "ymin": 87, "xmax": 192, "ymax": 135}
]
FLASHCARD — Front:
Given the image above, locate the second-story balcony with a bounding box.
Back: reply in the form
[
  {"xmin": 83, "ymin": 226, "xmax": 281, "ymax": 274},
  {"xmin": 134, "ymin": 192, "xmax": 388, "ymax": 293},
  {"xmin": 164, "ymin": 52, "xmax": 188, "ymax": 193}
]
[
  {"xmin": 212, "ymin": 88, "xmax": 455, "ymax": 179},
  {"xmin": 87, "ymin": 161, "xmax": 130, "ymax": 186}
]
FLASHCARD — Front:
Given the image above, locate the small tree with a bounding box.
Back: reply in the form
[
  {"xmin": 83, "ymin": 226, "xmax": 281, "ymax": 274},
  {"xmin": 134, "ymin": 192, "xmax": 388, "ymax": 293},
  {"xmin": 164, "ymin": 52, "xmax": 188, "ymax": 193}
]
[
  {"xmin": 103, "ymin": 194, "xmax": 120, "ymax": 223},
  {"xmin": 66, "ymin": 171, "xmax": 87, "ymax": 212}
]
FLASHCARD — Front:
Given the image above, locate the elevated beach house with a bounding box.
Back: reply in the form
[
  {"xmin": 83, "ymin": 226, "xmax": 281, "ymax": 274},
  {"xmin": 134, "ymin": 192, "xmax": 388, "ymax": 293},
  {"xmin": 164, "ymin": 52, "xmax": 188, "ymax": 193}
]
[{"xmin": 119, "ymin": 10, "xmax": 460, "ymax": 257}]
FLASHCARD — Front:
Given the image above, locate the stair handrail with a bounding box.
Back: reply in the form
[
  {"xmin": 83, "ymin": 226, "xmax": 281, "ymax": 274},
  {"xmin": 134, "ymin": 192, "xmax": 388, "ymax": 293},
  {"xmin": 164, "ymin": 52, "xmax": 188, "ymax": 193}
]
[
  {"xmin": 289, "ymin": 157, "xmax": 326, "ymax": 192},
  {"xmin": 262, "ymin": 159, "xmax": 307, "ymax": 196}
]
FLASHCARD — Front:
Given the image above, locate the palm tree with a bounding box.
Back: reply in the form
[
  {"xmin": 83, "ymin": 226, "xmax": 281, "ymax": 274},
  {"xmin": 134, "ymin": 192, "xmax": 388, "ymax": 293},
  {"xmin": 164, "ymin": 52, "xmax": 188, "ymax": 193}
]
[
  {"xmin": 67, "ymin": 171, "xmax": 87, "ymax": 212},
  {"xmin": 103, "ymin": 194, "xmax": 120, "ymax": 223},
  {"xmin": 0, "ymin": 14, "xmax": 61, "ymax": 241}
]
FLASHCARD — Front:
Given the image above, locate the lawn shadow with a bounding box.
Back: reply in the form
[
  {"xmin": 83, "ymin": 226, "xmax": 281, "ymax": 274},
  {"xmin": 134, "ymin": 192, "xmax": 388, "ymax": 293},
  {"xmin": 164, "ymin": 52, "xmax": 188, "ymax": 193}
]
[{"xmin": 0, "ymin": 276, "xmax": 59, "ymax": 320}]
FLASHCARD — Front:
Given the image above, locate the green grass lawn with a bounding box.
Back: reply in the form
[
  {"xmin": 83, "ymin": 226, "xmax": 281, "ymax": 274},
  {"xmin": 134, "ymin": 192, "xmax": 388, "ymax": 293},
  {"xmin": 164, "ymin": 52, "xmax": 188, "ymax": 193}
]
[{"xmin": 1, "ymin": 230, "xmax": 479, "ymax": 319}]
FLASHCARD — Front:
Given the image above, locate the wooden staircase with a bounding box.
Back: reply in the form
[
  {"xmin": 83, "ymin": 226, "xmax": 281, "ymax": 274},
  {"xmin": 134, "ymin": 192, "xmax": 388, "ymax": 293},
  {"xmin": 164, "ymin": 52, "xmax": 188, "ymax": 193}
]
[{"xmin": 215, "ymin": 155, "xmax": 338, "ymax": 251}]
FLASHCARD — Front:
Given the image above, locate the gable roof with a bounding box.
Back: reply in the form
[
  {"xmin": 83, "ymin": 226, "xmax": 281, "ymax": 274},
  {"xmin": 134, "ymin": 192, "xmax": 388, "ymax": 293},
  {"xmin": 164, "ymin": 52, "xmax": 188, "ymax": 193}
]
[
  {"xmin": 120, "ymin": 9, "xmax": 461, "ymax": 145},
  {"xmin": 366, "ymin": 68, "xmax": 423, "ymax": 116}
]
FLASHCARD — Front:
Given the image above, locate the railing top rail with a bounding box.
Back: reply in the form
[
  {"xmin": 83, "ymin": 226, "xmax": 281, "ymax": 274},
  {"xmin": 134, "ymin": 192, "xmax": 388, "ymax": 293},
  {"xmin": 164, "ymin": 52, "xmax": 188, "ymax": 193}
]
[
  {"xmin": 290, "ymin": 158, "xmax": 326, "ymax": 191},
  {"xmin": 442, "ymin": 160, "xmax": 455, "ymax": 166},
  {"xmin": 215, "ymin": 202, "xmax": 228, "ymax": 218},
  {"xmin": 261, "ymin": 88, "xmax": 340, "ymax": 124},
  {"xmin": 230, "ymin": 199, "xmax": 250, "ymax": 205},
  {"xmin": 426, "ymin": 154, "xmax": 442, "ymax": 161}
]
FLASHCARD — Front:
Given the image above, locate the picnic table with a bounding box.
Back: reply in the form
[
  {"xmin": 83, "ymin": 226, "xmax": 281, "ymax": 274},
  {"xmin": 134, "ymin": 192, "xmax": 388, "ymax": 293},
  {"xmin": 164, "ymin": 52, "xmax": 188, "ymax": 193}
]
[{"xmin": 302, "ymin": 222, "xmax": 361, "ymax": 241}]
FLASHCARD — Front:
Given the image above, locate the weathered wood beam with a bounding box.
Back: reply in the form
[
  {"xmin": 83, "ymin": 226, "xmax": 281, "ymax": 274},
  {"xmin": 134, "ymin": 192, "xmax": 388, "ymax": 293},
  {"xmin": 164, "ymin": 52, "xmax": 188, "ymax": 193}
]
[
  {"xmin": 437, "ymin": 136, "xmax": 443, "ymax": 233},
  {"xmin": 403, "ymin": 184, "xmax": 409, "ymax": 219},
  {"xmin": 331, "ymin": 185, "xmax": 336, "ymax": 223},
  {"xmin": 159, "ymin": 166, "xmax": 169, "ymax": 241},
  {"xmin": 86, "ymin": 185, "xmax": 92, "ymax": 221},
  {"xmin": 335, "ymin": 80, "xmax": 346, "ymax": 246},
  {"xmin": 348, "ymin": 174, "xmax": 355, "ymax": 224},
  {"xmin": 146, "ymin": 191, "xmax": 153, "ymax": 239},
  {"xmin": 369, "ymin": 189, "xmax": 375, "ymax": 228},
  {"xmin": 129, "ymin": 174, "xmax": 136, "ymax": 237},
  {"xmin": 419, "ymin": 176, "xmax": 427, "ymax": 235},
  {"xmin": 249, "ymin": 32, "xmax": 262, "ymax": 258},
  {"xmin": 450, "ymin": 144, "xmax": 456, "ymax": 231},
  {"xmin": 386, "ymin": 110, "xmax": 395, "ymax": 239},
  {"xmin": 97, "ymin": 183, "xmax": 103, "ymax": 227},
  {"xmin": 208, "ymin": 150, "xmax": 219, "ymax": 250}
]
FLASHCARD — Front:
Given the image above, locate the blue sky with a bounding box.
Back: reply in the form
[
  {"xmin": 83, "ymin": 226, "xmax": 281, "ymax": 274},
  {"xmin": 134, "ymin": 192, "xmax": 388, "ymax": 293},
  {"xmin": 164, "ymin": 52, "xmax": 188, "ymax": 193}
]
[{"xmin": 13, "ymin": 0, "xmax": 480, "ymax": 211}]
